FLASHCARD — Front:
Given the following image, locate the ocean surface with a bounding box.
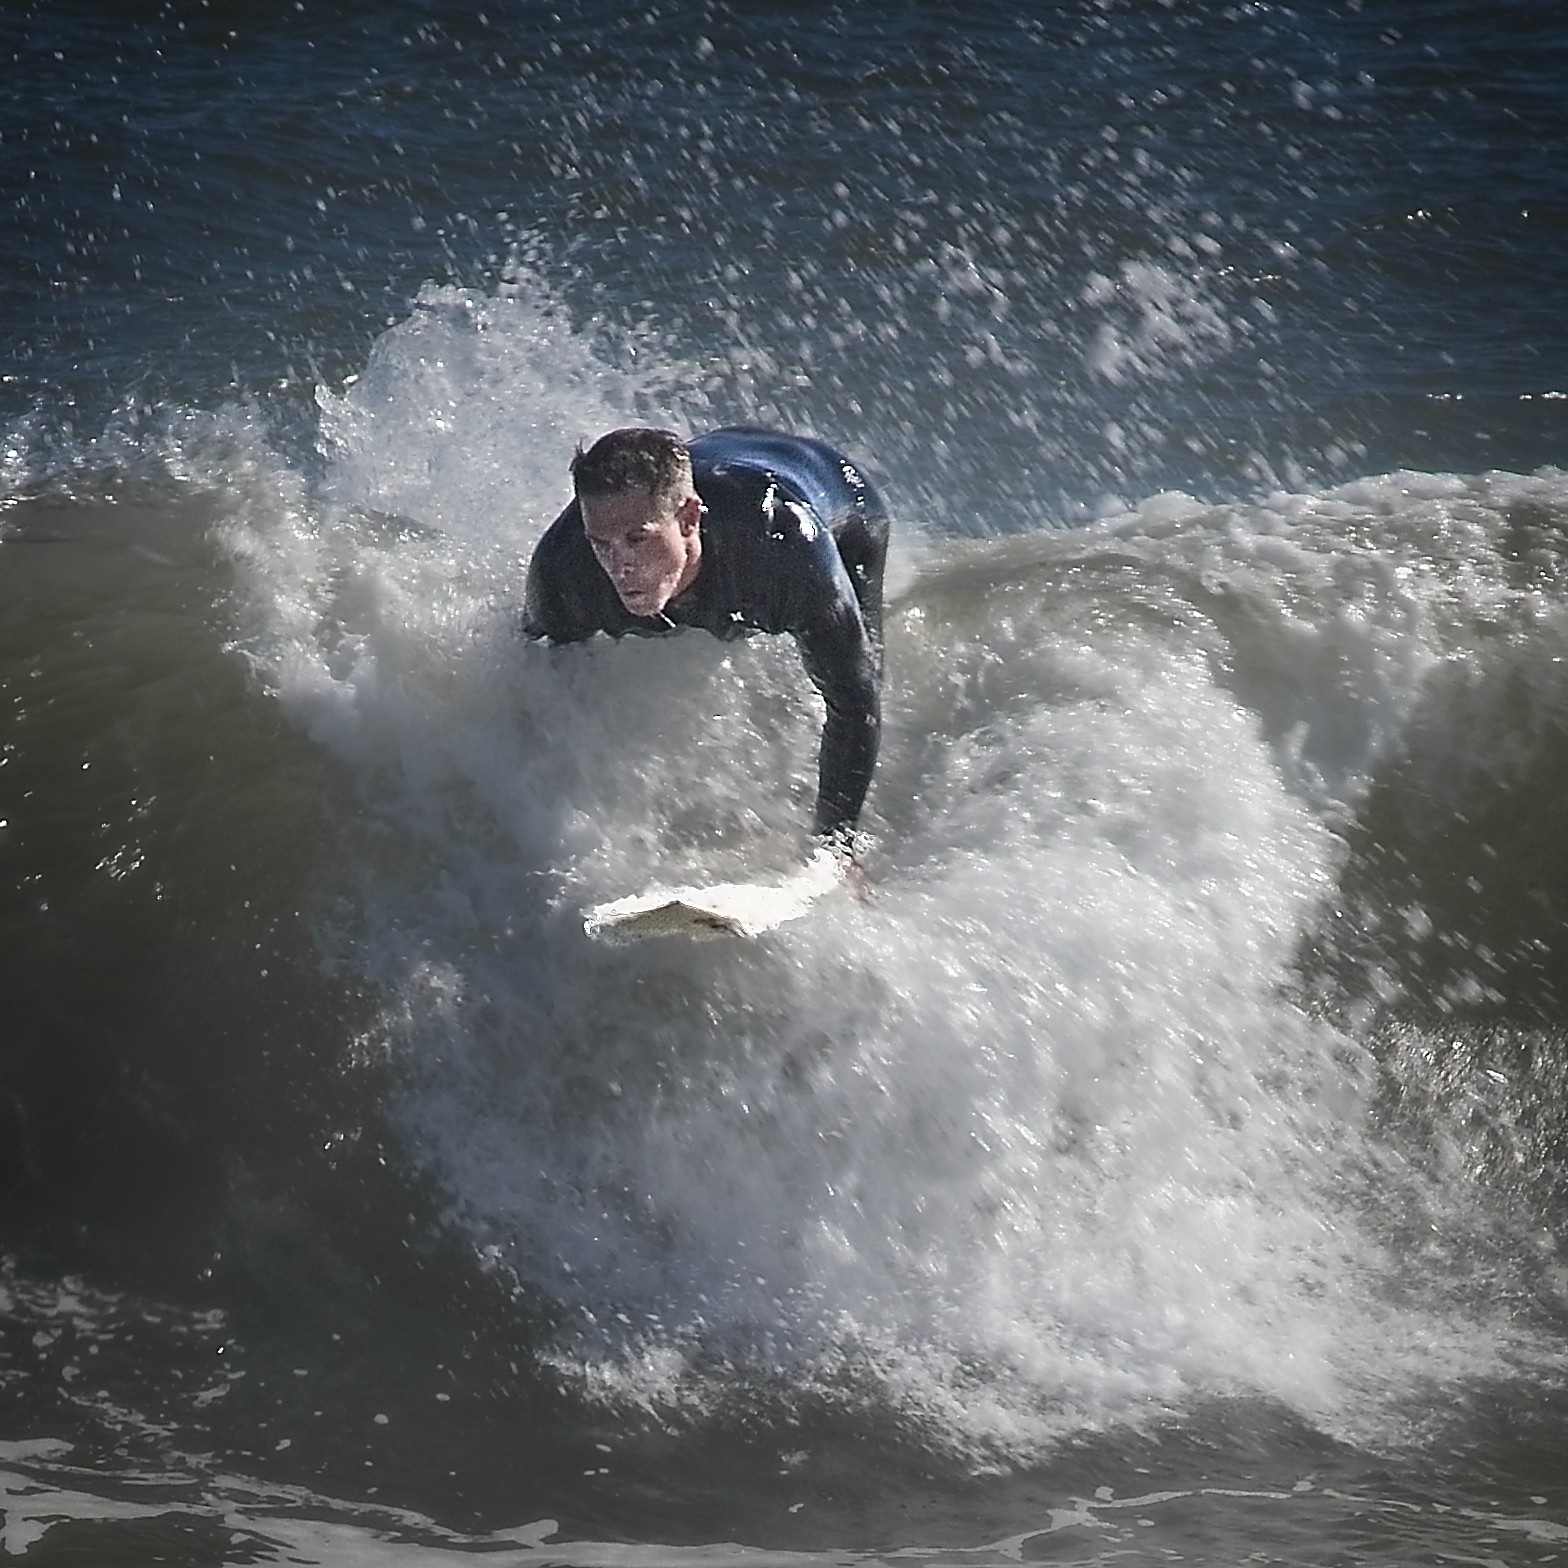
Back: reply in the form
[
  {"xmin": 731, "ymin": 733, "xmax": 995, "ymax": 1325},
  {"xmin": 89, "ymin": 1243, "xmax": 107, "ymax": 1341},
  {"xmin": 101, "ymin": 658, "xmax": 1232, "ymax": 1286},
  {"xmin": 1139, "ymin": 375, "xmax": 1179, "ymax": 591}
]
[{"xmin": 6, "ymin": 2, "xmax": 1568, "ymax": 1562}]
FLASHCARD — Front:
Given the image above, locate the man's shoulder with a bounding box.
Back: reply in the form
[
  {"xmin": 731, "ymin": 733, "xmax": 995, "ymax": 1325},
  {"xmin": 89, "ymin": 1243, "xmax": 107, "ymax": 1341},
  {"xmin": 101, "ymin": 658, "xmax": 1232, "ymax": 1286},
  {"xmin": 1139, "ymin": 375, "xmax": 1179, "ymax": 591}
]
[
  {"xmin": 688, "ymin": 429, "xmax": 836, "ymax": 538},
  {"xmin": 524, "ymin": 499, "xmax": 619, "ymax": 640},
  {"xmin": 532, "ymin": 497, "xmax": 584, "ymax": 555}
]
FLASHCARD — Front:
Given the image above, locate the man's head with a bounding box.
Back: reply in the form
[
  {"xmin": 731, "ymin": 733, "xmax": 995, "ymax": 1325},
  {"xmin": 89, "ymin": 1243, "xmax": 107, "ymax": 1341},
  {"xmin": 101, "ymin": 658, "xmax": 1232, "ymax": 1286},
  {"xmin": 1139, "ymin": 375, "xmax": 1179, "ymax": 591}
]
[{"xmin": 571, "ymin": 427, "xmax": 703, "ymax": 618}]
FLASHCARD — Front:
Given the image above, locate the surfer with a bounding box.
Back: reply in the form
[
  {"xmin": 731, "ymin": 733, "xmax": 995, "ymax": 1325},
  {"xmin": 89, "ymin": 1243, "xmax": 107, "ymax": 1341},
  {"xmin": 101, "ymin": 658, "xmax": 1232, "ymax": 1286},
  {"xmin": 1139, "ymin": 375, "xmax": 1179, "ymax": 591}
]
[{"xmin": 522, "ymin": 425, "xmax": 890, "ymax": 859}]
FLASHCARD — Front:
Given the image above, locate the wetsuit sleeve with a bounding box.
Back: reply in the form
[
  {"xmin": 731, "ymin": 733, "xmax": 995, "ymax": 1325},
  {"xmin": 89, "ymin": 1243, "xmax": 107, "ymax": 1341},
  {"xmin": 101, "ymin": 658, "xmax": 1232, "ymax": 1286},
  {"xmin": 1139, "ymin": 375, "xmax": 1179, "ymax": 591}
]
[
  {"xmin": 521, "ymin": 550, "xmax": 572, "ymax": 641},
  {"xmin": 521, "ymin": 503, "xmax": 600, "ymax": 643},
  {"xmin": 795, "ymin": 601, "xmax": 881, "ymax": 842},
  {"xmin": 736, "ymin": 484, "xmax": 883, "ymax": 844}
]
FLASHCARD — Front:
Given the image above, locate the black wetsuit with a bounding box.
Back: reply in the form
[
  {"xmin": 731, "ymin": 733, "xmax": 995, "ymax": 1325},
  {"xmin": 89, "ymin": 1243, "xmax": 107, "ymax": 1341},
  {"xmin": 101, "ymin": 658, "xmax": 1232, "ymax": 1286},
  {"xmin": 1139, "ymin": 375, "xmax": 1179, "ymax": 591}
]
[{"xmin": 522, "ymin": 426, "xmax": 890, "ymax": 840}]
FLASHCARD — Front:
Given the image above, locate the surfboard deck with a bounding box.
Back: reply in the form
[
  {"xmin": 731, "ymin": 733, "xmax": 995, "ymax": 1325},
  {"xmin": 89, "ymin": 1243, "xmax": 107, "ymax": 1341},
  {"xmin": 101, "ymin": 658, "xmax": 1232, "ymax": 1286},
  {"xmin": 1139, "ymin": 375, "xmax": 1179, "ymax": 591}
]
[{"xmin": 585, "ymin": 851, "xmax": 841, "ymax": 943}]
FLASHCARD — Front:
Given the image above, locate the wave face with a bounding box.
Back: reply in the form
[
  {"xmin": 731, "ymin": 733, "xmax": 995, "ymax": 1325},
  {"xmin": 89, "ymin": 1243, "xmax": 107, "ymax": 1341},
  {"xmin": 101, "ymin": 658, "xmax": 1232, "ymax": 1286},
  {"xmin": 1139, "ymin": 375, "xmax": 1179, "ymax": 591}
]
[
  {"xmin": 5, "ymin": 1, "xmax": 1568, "ymax": 1561},
  {"xmin": 222, "ymin": 295, "xmax": 1568, "ymax": 1449}
]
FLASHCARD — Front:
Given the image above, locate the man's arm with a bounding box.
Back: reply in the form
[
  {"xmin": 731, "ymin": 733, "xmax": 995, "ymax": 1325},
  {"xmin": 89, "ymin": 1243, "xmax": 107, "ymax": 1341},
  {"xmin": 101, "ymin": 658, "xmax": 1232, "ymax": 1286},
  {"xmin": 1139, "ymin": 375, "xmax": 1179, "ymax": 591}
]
[
  {"xmin": 520, "ymin": 549, "xmax": 580, "ymax": 642},
  {"xmin": 755, "ymin": 484, "xmax": 886, "ymax": 852},
  {"xmin": 796, "ymin": 606, "xmax": 881, "ymax": 847},
  {"xmin": 521, "ymin": 502, "xmax": 612, "ymax": 643}
]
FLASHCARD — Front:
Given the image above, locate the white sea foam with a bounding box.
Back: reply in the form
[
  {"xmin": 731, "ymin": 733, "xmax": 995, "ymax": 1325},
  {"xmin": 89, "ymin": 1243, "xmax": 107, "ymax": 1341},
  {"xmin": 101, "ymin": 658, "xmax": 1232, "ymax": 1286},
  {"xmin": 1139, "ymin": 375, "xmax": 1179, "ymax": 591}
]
[{"xmin": 212, "ymin": 275, "xmax": 1568, "ymax": 1463}]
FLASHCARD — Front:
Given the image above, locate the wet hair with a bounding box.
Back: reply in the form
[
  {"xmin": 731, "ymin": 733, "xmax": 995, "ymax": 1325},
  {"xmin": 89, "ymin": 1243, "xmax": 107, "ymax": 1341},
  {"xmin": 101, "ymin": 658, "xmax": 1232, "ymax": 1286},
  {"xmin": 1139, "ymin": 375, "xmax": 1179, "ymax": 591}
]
[{"xmin": 570, "ymin": 427, "xmax": 693, "ymax": 507}]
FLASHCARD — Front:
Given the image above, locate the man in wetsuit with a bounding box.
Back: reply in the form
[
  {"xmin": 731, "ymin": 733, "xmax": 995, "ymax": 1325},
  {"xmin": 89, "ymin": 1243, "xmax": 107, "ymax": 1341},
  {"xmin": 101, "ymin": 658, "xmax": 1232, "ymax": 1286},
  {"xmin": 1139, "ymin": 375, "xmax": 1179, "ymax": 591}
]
[{"xmin": 522, "ymin": 425, "xmax": 890, "ymax": 857}]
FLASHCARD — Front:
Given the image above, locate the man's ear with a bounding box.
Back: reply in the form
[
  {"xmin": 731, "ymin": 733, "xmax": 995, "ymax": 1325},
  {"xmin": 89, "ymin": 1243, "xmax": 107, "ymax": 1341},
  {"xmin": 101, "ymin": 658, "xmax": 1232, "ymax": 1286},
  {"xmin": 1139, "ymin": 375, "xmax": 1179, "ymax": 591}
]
[{"xmin": 676, "ymin": 494, "xmax": 703, "ymax": 535}]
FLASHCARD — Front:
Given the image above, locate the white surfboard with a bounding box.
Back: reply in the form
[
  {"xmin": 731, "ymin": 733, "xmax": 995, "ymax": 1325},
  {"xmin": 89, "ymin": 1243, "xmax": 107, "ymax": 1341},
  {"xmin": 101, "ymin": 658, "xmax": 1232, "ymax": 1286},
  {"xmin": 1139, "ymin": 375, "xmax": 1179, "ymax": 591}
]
[{"xmin": 585, "ymin": 851, "xmax": 841, "ymax": 943}]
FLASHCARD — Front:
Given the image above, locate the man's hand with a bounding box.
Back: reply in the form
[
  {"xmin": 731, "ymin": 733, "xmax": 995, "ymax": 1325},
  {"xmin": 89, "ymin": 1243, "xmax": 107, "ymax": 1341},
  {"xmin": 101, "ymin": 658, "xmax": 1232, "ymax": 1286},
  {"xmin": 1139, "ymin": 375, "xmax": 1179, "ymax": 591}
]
[
  {"xmin": 839, "ymin": 857, "xmax": 873, "ymax": 904},
  {"xmin": 816, "ymin": 829, "xmax": 873, "ymax": 903}
]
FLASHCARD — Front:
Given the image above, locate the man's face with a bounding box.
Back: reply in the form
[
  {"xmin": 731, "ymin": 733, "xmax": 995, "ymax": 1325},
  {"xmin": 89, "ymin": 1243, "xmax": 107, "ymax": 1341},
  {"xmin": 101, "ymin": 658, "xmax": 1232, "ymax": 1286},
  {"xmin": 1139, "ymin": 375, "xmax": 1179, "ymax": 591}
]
[{"xmin": 581, "ymin": 489, "xmax": 701, "ymax": 617}]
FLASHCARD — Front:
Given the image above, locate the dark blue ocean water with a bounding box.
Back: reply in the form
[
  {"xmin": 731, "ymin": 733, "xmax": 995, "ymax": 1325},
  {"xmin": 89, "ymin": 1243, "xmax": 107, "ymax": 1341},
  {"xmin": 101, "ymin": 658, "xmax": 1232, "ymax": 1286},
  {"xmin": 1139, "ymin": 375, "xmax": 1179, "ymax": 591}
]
[{"xmin": 6, "ymin": 3, "xmax": 1568, "ymax": 1562}]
